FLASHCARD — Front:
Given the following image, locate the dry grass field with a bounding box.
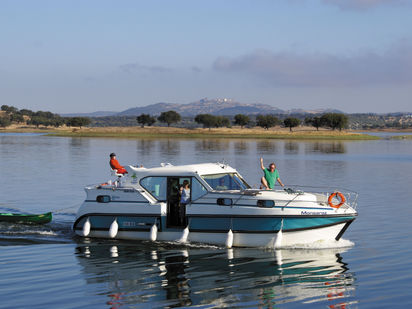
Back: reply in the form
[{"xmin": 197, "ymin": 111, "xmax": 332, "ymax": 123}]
[{"xmin": 0, "ymin": 125, "xmax": 380, "ymax": 140}]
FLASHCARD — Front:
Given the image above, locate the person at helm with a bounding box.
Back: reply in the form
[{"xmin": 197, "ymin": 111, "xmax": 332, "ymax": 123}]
[{"xmin": 109, "ymin": 153, "xmax": 128, "ymax": 174}]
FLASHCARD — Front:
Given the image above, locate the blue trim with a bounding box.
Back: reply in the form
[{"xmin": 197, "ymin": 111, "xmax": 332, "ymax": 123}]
[
  {"xmin": 73, "ymin": 213, "xmax": 355, "ymax": 235},
  {"xmin": 187, "ymin": 216, "xmax": 354, "ymax": 233},
  {"xmin": 191, "ymin": 201, "xmax": 334, "ymax": 211},
  {"xmin": 73, "ymin": 213, "xmax": 161, "ymax": 231},
  {"xmin": 84, "ymin": 200, "xmax": 149, "ymax": 204}
]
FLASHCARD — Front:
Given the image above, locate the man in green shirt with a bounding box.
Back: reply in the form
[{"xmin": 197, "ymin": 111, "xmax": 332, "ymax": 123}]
[{"xmin": 260, "ymin": 157, "xmax": 284, "ymax": 190}]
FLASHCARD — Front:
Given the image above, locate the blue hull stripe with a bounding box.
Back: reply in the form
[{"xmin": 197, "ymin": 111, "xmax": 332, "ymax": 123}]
[
  {"xmin": 74, "ymin": 213, "xmax": 355, "ymax": 234},
  {"xmin": 187, "ymin": 216, "xmax": 354, "ymax": 232},
  {"xmin": 191, "ymin": 202, "xmax": 335, "ymax": 211},
  {"xmin": 73, "ymin": 213, "xmax": 161, "ymax": 231}
]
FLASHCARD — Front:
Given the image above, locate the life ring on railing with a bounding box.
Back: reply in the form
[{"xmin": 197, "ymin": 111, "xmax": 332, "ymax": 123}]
[{"xmin": 328, "ymin": 192, "xmax": 346, "ymax": 208}]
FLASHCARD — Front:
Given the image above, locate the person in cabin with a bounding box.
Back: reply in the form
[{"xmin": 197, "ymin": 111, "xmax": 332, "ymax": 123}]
[
  {"xmin": 180, "ymin": 180, "xmax": 191, "ymax": 204},
  {"xmin": 178, "ymin": 180, "xmax": 190, "ymax": 226},
  {"xmin": 216, "ymin": 177, "xmax": 228, "ymax": 190},
  {"xmin": 109, "ymin": 153, "xmax": 128, "ymax": 174},
  {"xmin": 260, "ymin": 157, "xmax": 284, "ymax": 190}
]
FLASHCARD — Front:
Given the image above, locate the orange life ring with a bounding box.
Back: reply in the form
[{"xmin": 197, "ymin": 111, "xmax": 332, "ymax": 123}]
[{"xmin": 328, "ymin": 192, "xmax": 346, "ymax": 208}]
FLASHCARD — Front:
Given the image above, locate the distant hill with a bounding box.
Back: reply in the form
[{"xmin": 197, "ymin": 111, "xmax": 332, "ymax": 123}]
[
  {"xmin": 117, "ymin": 98, "xmax": 285, "ymax": 116},
  {"xmin": 287, "ymin": 108, "xmax": 343, "ymax": 114},
  {"xmin": 61, "ymin": 111, "xmax": 117, "ymax": 117},
  {"xmin": 60, "ymin": 98, "xmax": 343, "ymax": 118},
  {"xmin": 117, "ymin": 103, "xmax": 182, "ymax": 116}
]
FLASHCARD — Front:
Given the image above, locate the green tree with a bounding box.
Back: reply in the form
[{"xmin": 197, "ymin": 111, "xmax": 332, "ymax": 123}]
[
  {"xmin": 194, "ymin": 114, "xmax": 217, "ymax": 129},
  {"xmin": 10, "ymin": 113, "xmax": 25, "ymax": 123},
  {"xmin": 50, "ymin": 118, "xmax": 65, "ymax": 128},
  {"xmin": 215, "ymin": 116, "xmax": 231, "ymax": 128},
  {"xmin": 1, "ymin": 105, "xmax": 18, "ymax": 114},
  {"xmin": 283, "ymin": 117, "xmax": 301, "ymax": 132},
  {"xmin": 20, "ymin": 109, "xmax": 34, "ymax": 116},
  {"xmin": 28, "ymin": 116, "xmax": 48, "ymax": 128},
  {"xmin": 233, "ymin": 114, "xmax": 250, "ymax": 128},
  {"xmin": 305, "ymin": 116, "xmax": 323, "ymax": 131},
  {"xmin": 66, "ymin": 117, "xmax": 91, "ymax": 128},
  {"xmin": 256, "ymin": 115, "xmax": 279, "ymax": 130},
  {"xmin": 157, "ymin": 110, "xmax": 181, "ymax": 127},
  {"xmin": 320, "ymin": 113, "xmax": 348, "ymax": 131},
  {"xmin": 136, "ymin": 114, "xmax": 156, "ymax": 128},
  {"xmin": 34, "ymin": 111, "xmax": 56, "ymax": 119},
  {"xmin": 0, "ymin": 116, "xmax": 11, "ymax": 127}
]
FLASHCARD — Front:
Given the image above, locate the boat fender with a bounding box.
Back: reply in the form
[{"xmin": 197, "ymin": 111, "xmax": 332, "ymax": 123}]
[
  {"xmin": 179, "ymin": 226, "xmax": 189, "ymax": 243},
  {"xmin": 226, "ymin": 229, "xmax": 233, "ymax": 248},
  {"xmin": 274, "ymin": 219, "xmax": 284, "ymax": 249},
  {"xmin": 150, "ymin": 223, "xmax": 158, "ymax": 241},
  {"xmin": 110, "ymin": 246, "xmax": 118, "ymax": 258},
  {"xmin": 328, "ymin": 192, "xmax": 346, "ymax": 208},
  {"xmin": 275, "ymin": 229, "xmax": 283, "ymax": 249},
  {"xmin": 109, "ymin": 218, "xmax": 118, "ymax": 238},
  {"xmin": 83, "ymin": 218, "xmax": 91, "ymax": 237}
]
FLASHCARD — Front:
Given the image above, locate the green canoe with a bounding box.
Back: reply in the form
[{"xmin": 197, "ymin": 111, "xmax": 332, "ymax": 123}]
[{"xmin": 0, "ymin": 212, "xmax": 52, "ymax": 224}]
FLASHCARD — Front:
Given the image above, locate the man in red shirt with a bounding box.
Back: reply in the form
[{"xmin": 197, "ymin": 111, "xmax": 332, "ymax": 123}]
[{"xmin": 109, "ymin": 153, "xmax": 128, "ymax": 174}]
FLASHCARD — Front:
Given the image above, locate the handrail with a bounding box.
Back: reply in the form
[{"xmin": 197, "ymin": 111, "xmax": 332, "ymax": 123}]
[{"xmin": 278, "ymin": 185, "xmax": 358, "ymax": 210}]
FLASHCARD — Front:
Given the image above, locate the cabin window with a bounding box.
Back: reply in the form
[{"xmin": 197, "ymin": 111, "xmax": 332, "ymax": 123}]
[
  {"xmin": 96, "ymin": 195, "xmax": 111, "ymax": 203},
  {"xmin": 140, "ymin": 177, "xmax": 167, "ymax": 201},
  {"xmin": 257, "ymin": 200, "xmax": 275, "ymax": 208},
  {"xmin": 191, "ymin": 178, "xmax": 208, "ymax": 201},
  {"xmin": 217, "ymin": 198, "xmax": 233, "ymax": 206},
  {"xmin": 201, "ymin": 173, "xmax": 250, "ymax": 191}
]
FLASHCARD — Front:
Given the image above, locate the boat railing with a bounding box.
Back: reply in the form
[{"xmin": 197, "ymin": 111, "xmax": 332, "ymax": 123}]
[
  {"xmin": 278, "ymin": 185, "xmax": 359, "ymax": 210},
  {"xmin": 87, "ymin": 183, "xmax": 139, "ymax": 192}
]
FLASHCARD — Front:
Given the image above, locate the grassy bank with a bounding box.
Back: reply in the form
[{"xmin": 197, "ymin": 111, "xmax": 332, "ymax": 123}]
[
  {"xmin": 389, "ymin": 135, "xmax": 412, "ymax": 140},
  {"xmin": 41, "ymin": 126, "xmax": 379, "ymax": 140}
]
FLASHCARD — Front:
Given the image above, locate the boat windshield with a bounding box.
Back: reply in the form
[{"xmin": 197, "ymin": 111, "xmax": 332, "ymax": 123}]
[{"xmin": 201, "ymin": 173, "xmax": 250, "ymax": 191}]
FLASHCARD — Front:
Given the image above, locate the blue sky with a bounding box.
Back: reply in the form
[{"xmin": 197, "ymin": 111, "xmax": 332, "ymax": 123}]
[{"xmin": 1, "ymin": 0, "xmax": 411, "ymax": 113}]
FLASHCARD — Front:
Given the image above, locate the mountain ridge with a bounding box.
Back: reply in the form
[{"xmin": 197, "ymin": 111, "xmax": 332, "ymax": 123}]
[{"xmin": 61, "ymin": 98, "xmax": 343, "ymax": 117}]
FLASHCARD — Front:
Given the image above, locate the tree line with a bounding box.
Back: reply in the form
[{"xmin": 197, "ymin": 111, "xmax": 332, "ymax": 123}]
[
  {"xmin": 0, "ymin": 104, "xmax": 350, "ymax": 131},
  {"xmin": 0, "ymin": 105, "xmax": 91, "ymax": 128},
  {"xmin": 135, "ymin": 110, "xmax": 349, "ymax": 131}
]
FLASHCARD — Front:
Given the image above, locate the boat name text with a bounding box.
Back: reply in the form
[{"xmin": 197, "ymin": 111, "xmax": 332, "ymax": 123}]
[{"xmin": 301, "ymin": 211, "xmax": 327, "ymax": 215}]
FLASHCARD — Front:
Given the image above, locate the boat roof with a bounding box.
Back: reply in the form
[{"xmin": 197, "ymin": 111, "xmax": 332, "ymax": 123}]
[{"xmin": 126, "ymin": 162, "xmax": 239, "ymax": 177}]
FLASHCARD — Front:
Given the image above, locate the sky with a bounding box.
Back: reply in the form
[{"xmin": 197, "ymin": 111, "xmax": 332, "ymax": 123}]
[{"xmin": 1, "ymin": 0, "xmax": 412, "ymax": 114}]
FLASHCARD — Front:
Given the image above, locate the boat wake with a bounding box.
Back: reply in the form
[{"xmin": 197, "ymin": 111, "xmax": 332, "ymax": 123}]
[
  {"xmin": 143, "ymin": 238, "xmax": 354, "ymax": 251},
  {"xmin": 0, "ymin": 228, "xmax": 58, "ymax": 236},
  {"xmin": 276, "ymin": 238, "xmax": 354, "ymax": 250},
  {"xmin": 155, "ymin": 240, "xmax": 222, "ymax": 250},
  {"xmin": 0, "ymin": 220, "xmax": 75, "ymax": 246}
]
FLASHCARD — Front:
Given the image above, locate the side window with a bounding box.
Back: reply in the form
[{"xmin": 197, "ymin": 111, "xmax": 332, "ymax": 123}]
[
  {"xmin": 191, "ymin": 177, "xmax": 208, "ymax": 201},
  {"xmin": 140, "ymin": 177, "xmax": 167, "ymax": 200},
  {"xmin": 202, "ymin": 173, "xmax": 242, "ymax": 191}
]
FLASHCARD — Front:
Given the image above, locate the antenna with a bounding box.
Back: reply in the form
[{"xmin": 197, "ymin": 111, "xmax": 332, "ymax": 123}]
[{"xmin": 219, "ymin": 158, "xmax": 227, "ymax": 169}]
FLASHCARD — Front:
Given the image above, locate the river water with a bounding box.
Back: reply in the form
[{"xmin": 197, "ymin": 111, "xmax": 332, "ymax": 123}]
[{"xmin": 0, "ymin": 133, "xmax": 411, "ymax": 308}]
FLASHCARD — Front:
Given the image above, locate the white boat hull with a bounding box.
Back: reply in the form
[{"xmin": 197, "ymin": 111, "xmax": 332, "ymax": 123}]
[{"xmin": 74, "ymin": 221, "xmax": 350, "ymax": 248}]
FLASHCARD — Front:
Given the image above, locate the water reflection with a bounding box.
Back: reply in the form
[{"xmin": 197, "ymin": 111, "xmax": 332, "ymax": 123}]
[
  {"xmin": 69, "ymin": 138, "xmax": 90, "ymax": 158},
  {"xmin": 159, "ymin": 139, "xmax": 180, "ymax": 156},
  {"xmin": 256, "ymin": 140, "xmax": 278, "ymax": 154},
  {"xmin": 195, "ymin": 139, "xmax": 230, "ymax": 153},
  {"xmin": 75, "ymin": 242, "xmax": 356, "ymax": 308},
  {"xmin": 305, "ymin": 142, "xmax": 346, "ymax": 154},
  {"xmin": 284, "ymin": 141, "xmax": 299, "ymax": 154},
  {"xmin": 136, "ymin": 139, "xmax": 155, "ymax": 156},
  {"xmin": 233, "ymin": 140, "xmax": 249, "ymax": 155}
]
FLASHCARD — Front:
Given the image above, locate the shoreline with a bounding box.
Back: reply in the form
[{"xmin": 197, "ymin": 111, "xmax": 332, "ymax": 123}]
[{"xmin": 0, "ymin": 125, "xmax": 381, "ymax": 140}]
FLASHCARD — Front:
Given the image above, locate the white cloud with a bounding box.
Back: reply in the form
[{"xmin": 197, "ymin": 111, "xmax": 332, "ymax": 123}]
[{"xmin": 213, "ymin": 43, "xmax": 412, "ymax": 87}]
